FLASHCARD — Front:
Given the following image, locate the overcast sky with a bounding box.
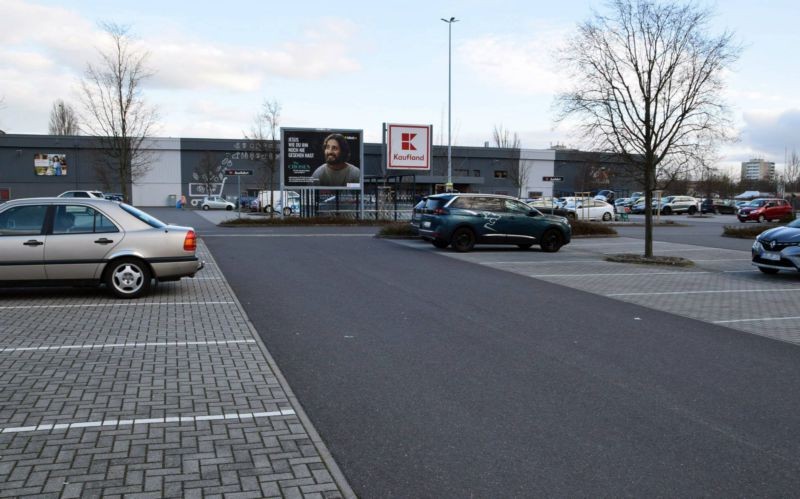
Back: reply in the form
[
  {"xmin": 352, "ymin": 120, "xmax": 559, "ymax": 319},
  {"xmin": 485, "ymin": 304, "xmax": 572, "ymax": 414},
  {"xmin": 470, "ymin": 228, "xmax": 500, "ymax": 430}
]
[{"xmin": 1, "ymin": 0, "xmax": 798, "ymax": 177}]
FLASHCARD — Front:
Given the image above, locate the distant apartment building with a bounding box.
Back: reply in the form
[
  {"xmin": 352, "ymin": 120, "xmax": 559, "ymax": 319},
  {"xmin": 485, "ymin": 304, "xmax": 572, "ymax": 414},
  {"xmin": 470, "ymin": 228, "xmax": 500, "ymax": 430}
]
[{"xmin": 740, "ymin": 158, "xmax": 775, "ymax": 181}]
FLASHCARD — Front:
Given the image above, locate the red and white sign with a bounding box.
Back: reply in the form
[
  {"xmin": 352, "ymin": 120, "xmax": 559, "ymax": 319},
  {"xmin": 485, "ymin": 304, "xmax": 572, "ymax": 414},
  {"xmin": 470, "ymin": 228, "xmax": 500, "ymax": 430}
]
[{"xmin": 387, "ymin": 124, "xmax": 432, "ymax": 170}]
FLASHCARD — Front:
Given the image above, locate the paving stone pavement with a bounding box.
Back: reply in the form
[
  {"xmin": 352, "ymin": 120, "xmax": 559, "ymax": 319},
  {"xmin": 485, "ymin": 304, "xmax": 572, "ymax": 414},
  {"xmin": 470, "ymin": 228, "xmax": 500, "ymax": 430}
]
[{"xmin": 0, "ymin": 241, "xmax": 354, "ymax": 498}]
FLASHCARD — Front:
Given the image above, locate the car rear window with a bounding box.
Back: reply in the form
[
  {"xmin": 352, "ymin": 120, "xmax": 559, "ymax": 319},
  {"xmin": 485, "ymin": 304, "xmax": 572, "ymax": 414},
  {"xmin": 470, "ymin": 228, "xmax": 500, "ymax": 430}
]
[
  {"xmin": 119, "ymin": 203, "xmax": 166, "ymax": 228},
  {"xmin": 423, "ymin": 198, "xmax": 448, "ymax": 212}
]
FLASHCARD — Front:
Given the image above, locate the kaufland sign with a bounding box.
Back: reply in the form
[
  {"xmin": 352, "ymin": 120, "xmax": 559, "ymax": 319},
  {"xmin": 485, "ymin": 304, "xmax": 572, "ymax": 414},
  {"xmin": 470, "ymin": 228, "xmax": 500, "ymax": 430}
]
[{"xmin": 387, "ymin": 124, "xmax": 432, "ymax": 170}]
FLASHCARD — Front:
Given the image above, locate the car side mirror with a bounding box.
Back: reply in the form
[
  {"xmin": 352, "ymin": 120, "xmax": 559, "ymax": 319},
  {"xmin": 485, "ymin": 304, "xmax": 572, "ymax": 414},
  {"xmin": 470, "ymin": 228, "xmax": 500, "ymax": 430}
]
[{"xmin": 528, "ymin": 210, "xmax": 541, "ymax": 217}]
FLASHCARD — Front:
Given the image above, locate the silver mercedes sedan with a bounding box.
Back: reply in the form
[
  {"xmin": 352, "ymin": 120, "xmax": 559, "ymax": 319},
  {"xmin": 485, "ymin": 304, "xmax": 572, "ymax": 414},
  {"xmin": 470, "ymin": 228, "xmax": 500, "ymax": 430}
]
[{"xmin": 0, "ymin": 198, "xmax": 204, "ymax": 298}]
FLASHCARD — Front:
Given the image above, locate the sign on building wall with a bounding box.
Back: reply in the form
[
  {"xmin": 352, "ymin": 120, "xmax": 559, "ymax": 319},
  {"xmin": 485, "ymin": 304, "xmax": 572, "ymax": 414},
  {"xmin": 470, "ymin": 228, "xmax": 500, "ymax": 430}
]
[
  {"xmin": 189, "ymin": 183, "xmax": 223, "ymax": 197},
  {"xmin": 281, "ymin": 128, "xmax": 363, "ymax": 190},
  {"xmin": 33, "ymin": 153, "xmax": 68, "ymax": 176},
  {"xmin": 387, "ymin": 124, "xmax": 432, "ymax": 170}
]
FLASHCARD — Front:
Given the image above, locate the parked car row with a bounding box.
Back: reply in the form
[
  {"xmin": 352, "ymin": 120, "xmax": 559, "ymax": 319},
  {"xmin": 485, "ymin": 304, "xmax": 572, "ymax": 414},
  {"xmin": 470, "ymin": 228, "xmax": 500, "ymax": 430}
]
[
  {"xmin": 700, "ymin": 198, "xmax": 738, "ymax": 214},
  {"xmin": 526, "ymin": 197, "xmax": 615, "ymax": 221},
  {"xmin": 58, "ymin": 190, "xmax": 123, "ymax": 202},
  {"xmin": 630, "ymin": 195, "xmax": 701, "ymax": 215}
]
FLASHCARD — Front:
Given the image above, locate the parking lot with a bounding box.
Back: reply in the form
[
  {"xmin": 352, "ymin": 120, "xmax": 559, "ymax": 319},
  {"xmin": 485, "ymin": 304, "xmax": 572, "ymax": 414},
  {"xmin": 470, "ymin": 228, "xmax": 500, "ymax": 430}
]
[
  {"xmin": 0, "ymin": 240, "xmax": 352, "ymax": 498},
  {"xmin": 391, "ymin": 231, "xmax": 800, "ymax": 344},
  {"xmin": 3, "ymin": 209, "xmax": 800, "ymax": 496}
]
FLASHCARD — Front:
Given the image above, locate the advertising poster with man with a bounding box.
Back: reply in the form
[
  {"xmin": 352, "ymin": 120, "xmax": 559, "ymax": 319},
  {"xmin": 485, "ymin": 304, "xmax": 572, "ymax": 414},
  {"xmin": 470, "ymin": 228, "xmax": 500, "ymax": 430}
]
[
  {"xmin": 33, "ymin": 153, "xmax": 69, "ymax": 176},
  {"xmin": 281, "ymin": 128, "xmax": 363, "ymax": 189}
]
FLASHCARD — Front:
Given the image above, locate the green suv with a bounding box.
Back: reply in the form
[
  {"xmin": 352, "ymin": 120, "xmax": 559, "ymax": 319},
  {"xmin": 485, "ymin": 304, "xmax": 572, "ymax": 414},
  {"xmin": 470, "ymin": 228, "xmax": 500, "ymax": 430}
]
[{"xmin": 418, "ymin": 193, "xmax": 572, "ymax": 252}]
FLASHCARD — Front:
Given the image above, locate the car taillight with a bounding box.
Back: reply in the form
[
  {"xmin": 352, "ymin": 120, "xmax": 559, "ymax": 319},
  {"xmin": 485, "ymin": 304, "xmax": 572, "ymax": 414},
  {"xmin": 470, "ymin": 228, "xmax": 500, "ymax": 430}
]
[
  {"xmin": 433, "ymin": 208, "xmax": 449, "ymax": 215},
  {"xmin": 183, "ymin": 230, "xmax": 197, "ymax": 251}
]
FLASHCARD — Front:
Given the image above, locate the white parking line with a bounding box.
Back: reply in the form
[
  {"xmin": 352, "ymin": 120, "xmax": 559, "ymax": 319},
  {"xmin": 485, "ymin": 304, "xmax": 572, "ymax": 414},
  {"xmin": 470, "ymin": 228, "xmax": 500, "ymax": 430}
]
[
  {"xmin": 532, "ymin": 271, "xmax": 711, "ymax": 278},
  {"xmin": 202, "ymin": 233, "xmax": 374, "ymax": 237},
  {"xmin": 693, "ymin": 259, "xmax": 751, "ymax": 262},
  {"xmin": 0, "ymin": 301, "xmax": 235, "ymax": 310},
  {"xmin": 0, "ymin": 339, "xmax": 257, "ymax": 354},
  {"xmin": 484, "ymin": 260, "xmax": 610, "ymax": 265},
  {"xmin": 0, "ymin": 409, "xmax": 297, "ymax": 434},
  {"xmin": 714, "ymin": 316, "xmax": 800, "ymax": 324},
  {"xmin": 609, "ymin": 288, "xmax": 800, "ymax": 297}
]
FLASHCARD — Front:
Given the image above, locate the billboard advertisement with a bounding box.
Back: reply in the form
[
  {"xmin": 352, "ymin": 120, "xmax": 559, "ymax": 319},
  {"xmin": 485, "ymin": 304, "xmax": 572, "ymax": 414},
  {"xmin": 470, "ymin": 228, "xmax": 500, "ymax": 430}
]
[
  {"xmin": 387, "ymin": 124, "xmax": 432, "ymax": 170},
  {"xmin": 282, "ymin": 128, "xmax": 363, "ymax": 189},
  {"xmin": 33, "ymin": 153, "xmax": 69, "ymax": 176}
]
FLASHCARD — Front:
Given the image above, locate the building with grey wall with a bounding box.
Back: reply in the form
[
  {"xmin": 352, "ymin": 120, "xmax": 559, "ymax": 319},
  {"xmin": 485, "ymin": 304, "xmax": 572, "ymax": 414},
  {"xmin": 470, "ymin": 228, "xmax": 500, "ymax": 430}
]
[{"xmin": 0, "ymin": 133, "xmax": 640, "ymax": 205}]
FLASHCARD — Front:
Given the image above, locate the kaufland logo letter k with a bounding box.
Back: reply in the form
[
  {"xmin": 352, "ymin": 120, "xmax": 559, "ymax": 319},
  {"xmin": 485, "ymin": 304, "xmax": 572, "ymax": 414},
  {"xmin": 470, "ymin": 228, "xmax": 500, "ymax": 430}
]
[{"xmin": 401, "ymin": 133, "xmax": 417, "ymax": 151}]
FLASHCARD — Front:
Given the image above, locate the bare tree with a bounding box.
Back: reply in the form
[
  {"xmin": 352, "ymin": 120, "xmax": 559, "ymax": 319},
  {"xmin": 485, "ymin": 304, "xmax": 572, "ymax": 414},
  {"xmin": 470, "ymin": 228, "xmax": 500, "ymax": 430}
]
[
  {"xmin": 192, "ymin": 151, "xmax": 225, "ymax": 198},
  {"xmin": 80, "ymin": 23, "xmax": 159, "ymax": 203},
  {"xmin": 0, "ymin": 96, "xmax": 6, "ymax": 133},
  {"xmin": 245, "ymin": 99, "xmax": 281, "ymax": 213},
  {"xmin": 555, "ymin": 0, "xmax": 739, "ymax": 256},
  {"xmin": 508, "ymin": 160, "xmax": 530, "ymax": 198},
  {"xmin": 48, "ymin": 99, "xmax": 81, "ymax": 135},
  {"xmin": 492, "ymin": 124, "xmax": 521, "ymax": 148},
  {"xmin": 785, "ymin": 148, "xmax": 800, "ymax": 192}
]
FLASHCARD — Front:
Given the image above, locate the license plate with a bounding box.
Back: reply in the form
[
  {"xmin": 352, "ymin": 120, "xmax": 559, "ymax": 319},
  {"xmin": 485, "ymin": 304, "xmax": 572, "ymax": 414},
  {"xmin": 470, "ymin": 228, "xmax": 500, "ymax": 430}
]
[
  {"xmin": 422, "ymin": 221, "xmax": 431, "ymax": 228},
  {"xmin": 763, "ymin": 251, "xmax": 780, "ymax": 261}
]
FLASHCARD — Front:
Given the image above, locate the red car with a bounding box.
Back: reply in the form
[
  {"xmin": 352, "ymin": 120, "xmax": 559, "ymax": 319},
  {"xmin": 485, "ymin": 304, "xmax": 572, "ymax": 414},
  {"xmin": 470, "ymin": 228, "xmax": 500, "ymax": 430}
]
[{"xmin": 737, "ymin": 198, "xmax": 793, "ymax": 223}]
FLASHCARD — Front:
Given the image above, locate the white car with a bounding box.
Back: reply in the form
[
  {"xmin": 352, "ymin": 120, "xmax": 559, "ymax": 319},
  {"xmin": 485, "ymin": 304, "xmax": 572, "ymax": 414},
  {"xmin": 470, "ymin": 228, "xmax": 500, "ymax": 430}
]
[
  {"xmin": 563, "ymin": 199, "xmax": 615, "ymax": 221},
  {"xmin": 58, "ymin": 190, "xmax": 105, "ymax": 199},
  {"xmin": 200, "ymin": 195, "xmax": 235, "ymax": 211},
  {"xmin": 659, "ymin": 195, "xmax": 700, "ymax": 215}
]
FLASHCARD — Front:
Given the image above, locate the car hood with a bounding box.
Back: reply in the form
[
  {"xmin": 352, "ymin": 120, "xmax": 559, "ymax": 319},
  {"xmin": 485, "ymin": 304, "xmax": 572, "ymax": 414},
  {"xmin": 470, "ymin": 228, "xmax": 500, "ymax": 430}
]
[
  {"xmin": 542, "ymin": 214, "xmax": 569, "ymax": 224},
  {"xmin": 759, "ymin": 226, "xmax": 800, "ymax": 242}
]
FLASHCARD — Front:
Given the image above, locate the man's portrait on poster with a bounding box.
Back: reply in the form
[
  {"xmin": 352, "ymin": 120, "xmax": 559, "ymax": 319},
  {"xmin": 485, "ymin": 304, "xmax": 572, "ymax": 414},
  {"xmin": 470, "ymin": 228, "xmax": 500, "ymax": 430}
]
[{"xmin": 311, "ymin": 133, "xmax": 361, "ymax": 187}]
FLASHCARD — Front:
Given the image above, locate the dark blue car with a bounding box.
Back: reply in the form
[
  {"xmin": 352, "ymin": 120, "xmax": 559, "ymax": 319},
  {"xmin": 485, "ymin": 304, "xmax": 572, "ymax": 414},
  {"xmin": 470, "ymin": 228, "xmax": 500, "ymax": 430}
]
[{"xmin": 418, "ymin": 193, "xmax": 572, "ymax": 252}]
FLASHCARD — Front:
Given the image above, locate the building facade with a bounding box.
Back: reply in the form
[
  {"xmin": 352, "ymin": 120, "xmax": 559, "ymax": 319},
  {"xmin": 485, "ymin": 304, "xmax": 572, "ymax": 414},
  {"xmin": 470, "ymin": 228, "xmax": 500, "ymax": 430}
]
[
  {"xmin": 0, "ymin": 134, "xmax": 640, "ymax": 206},
  {"xmin": 740, "ymin": 158, "xmax": 775, "ymax": 181}
]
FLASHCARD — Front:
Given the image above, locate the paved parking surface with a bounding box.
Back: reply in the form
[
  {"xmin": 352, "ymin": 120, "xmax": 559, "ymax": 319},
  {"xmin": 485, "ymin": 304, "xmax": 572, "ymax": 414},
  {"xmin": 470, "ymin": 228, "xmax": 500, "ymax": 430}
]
[
  {"xmin": 392, "ymin": 237, "xmax": 800, "ymax": 344},
  {"xmin": 0, "ymin": 241, "xmax": 353, "ymax": 498}
]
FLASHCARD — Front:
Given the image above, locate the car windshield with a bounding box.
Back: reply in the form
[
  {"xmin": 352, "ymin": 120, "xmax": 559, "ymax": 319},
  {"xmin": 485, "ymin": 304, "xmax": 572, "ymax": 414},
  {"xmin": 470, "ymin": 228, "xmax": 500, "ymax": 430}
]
[
  {"xmin": 787, "ymin": 218, "xmax": 800, "ymax": 228},
  {"xmin": 119, "ymin": 203, "xmax": 166, "ymax": 228},
  {"xmin": 747, "ymin": 200, "xmax": 766, "ymax": 207}
]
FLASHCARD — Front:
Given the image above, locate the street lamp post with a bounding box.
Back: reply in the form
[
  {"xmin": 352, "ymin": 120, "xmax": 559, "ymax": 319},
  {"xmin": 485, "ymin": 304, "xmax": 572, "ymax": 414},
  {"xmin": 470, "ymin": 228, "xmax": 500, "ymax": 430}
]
[{"xmin": 441, "ymin": 16, "xmax": 458, "ymax": 192}]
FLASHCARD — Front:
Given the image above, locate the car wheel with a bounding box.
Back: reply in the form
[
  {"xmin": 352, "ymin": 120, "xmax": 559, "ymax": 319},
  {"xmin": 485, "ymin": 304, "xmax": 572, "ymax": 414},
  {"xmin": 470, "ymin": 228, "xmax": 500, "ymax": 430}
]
[
  {"xmin": 105, "ymin": 258, "xmax": 151, "ymax": 299},
  {"xmin": 226, "ymin": 205, "xmax": 233, "ymax": 211},
  {"xmin": 688, "ymin": 206, "xmax": 697, "ymax": 215},
  {"xmin": 540, "ymin": 229, "xmax": 563, "ymax": 253},
  {"xmin": 602, "ymin": 212, "xmax": 612, "ymax": 221},
  {"xmin": 517, "ymin": 243, "xmax": 533, "ymax": 250},
  {"xmin": 432, "ymin": 239, "xmax": 449, "ymax": 249},
  {"xmin": 202, "ymin": 205, "xmax": 210, "ymax": 211},
  {"xmin": 283, "ymin": 207, "xmax": 292, "ymax": 216},
  {"xmin": 758, "ymin": 215, "xmax": 766, "ymax": 223},
  {"xmin": 758, "ymin": 266, "xmax": 780, "ymax": 274},
  {"xmin": 662, "ymin": 206, "xmax": 672, "ymax": 215},
  {"xmin": 450, "ymin": 228, "xmax": 476, "ymax": 252}
]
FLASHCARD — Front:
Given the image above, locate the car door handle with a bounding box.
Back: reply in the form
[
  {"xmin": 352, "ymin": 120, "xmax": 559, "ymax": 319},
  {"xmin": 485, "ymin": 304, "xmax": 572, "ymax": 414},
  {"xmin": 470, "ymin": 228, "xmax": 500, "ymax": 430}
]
[
  {"xmin": 94, "ymin": 238, "xmax": 114, "ymax": 245},
  {"xmin": 23, "ymin": 240, "xmax": 44, "ymax": 246}
]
